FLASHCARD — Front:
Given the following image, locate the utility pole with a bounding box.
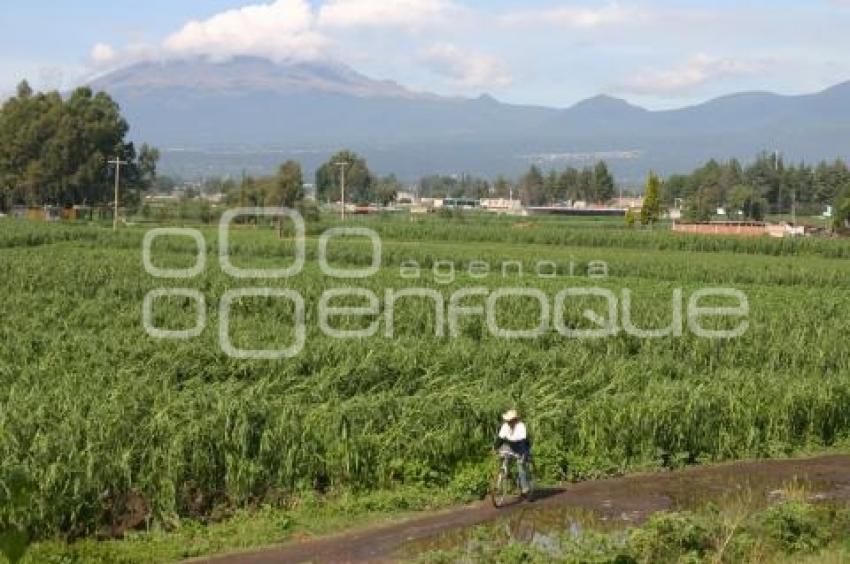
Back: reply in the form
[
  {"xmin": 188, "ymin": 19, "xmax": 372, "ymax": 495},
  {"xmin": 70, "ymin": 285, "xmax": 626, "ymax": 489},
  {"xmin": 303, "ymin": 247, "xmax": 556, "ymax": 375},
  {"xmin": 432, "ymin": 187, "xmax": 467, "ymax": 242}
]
[
  {"xmin": 335, "ymin": 161, "xmax": 349, "ymax": 220},
  {"xmin": 108, "ymin": 156, "xmax": 128, "ymax": 231},
  {"xmin": 792, "ymin": 190, "xmax": 797, "ymax": 226}
]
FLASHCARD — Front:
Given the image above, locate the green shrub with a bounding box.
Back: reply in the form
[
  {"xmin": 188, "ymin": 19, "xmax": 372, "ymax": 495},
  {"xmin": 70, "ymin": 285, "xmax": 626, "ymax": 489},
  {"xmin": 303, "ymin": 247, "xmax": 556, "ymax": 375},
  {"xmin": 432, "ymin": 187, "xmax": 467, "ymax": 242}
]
[
  {"xmin": 449, "ymin": 461, "xmax": 490, "ymax": 500},
  {"xmin": 760, "ymin": 501, "xmax": 827, "ymax": 553},
  {"xmin": 629, "ymin": 512, "xmax": 718, "ymax": 563}
]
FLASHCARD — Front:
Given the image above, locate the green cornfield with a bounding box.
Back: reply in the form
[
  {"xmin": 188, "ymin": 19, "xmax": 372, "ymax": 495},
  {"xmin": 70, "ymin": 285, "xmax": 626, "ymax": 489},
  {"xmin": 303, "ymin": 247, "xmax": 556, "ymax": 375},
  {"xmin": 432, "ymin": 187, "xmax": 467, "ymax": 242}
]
[{"xmin": 1, "ymin": 215, "xmax": 849, "ymax": 539}]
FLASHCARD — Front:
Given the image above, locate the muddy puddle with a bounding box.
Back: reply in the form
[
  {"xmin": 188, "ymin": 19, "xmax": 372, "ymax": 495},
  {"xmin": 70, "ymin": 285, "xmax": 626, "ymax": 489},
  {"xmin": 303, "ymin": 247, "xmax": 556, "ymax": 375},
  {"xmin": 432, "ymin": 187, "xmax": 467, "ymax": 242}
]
[{"xmin": 399, "ymin": 455, "xmax": 850, "ymax": 558}]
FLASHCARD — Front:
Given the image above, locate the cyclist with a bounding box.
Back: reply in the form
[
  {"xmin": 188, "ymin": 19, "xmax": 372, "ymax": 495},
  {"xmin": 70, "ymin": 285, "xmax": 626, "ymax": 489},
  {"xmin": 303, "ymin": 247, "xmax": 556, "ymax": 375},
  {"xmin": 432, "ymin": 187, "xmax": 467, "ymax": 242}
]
[{"xmin": 493, "ymin": 409, "xmax": 531, "ymax": 495}]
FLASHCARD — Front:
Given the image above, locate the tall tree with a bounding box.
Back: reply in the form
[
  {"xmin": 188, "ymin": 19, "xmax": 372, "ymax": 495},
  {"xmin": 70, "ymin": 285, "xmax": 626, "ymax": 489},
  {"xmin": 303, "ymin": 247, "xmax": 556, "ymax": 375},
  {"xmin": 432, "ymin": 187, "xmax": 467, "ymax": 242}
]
[
  {"xmin": 728, "ymin": 184, "xmax": 767, "ymax": 220},
  {"xmin": 593, "ymin": 161, "xmax": 615, "ymax": 203},
  {"xmin": 0, "ymin": 81, "xmax": 158, "ymax": 210},
  {"xmin": 419, "ymin": 175, "xmax": 454, "ymax": 198},
  {"xmin": 640, "ymin": 171, "xmax": 663, "ymax": 226},
  {"xmin": 269, "ymin": 160, "xmax": 304, "ymax": 208},
  {"xmin": 137, "ymin": 144, "xmax": 160, "ymax": 190},
  {"xmin": 833, "ymin": 183, "xmax": 850, "ymax": 229},
  {"xmin": 578, "ymin": 167, "xmax": 594, "ymax": 202},
  {"xmin": 315, "ymin": 150, "xmax": 373, "ymax": 204},
  {"xmin": 519, "ymin": 165, "xmax": 545, "ymax": 205},
  {"xmin": 661, "ymin": 174, "xmax": 688, "ymax": 206},
  {"xmin": 492, "ymin": 175, "xmax": 511, "ymax": 199},
  {"xmin": 559, "ymin": 167, "xmax": 580, "ymax": 202},
  {"xmin": 375, "ymin": 174, "xmax": 401, "ymax": 206},
  {"xmin": 544, "ymin": 170, "xmax": 559, "ymax": 204}
]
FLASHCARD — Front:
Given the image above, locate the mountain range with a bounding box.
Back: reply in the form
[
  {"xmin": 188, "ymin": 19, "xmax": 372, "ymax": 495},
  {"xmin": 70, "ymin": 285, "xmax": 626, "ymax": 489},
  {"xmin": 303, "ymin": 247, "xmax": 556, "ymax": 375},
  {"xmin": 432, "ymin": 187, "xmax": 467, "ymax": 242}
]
[{"xmin": 89, "ymin": 56, "xmax": 850, "ymax": 183}]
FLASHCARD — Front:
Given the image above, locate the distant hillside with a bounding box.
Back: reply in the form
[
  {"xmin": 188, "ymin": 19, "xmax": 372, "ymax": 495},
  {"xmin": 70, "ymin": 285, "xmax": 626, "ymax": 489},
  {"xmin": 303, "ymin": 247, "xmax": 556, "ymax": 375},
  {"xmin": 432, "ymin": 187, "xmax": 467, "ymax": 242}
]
[{"xmin": 88, "ymin": 57, "xmax": 850, "ymax": 183}]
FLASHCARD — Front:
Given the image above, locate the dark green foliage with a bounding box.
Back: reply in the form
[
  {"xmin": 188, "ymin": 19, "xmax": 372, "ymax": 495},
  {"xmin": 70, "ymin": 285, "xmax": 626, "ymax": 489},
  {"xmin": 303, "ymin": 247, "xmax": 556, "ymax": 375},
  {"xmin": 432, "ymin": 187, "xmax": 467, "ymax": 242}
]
[
  {"xmin": 640, "ymin": 172, "xmax": 662, "ymax": 225},
  {"xmin": 375, "ymin": 174, "xmax": 402, "ymax": 205},
  {"xmin": 664, "ymin": 153, "xmax": 850, "ymax": 219},
  {"xmin": 315, "ymin": 150, "xmax": 373, "ymax": 203},
  {"xmin": 728, "ymin": 184, "xmax": 768, "ymax": 220},
  {"xmin": 0, "ymin": 467, "xmax": 35, "ymax": 564},
  {"xmin": 519, "ymin": 165, "xmax": 545, "ymax": 205},
  {"xmin": 222, "ymin": 161, "xmax": 306, "ymax": 212},
  {"xmin": 630, "ymin": 512, "xmax": 718, "ymax": 562},
  {"xmin": 760, "ymin": 501, "xmax": 827, "ymax": 552},
  {"xmin": 514, "ymin": 161, "xmax": 617, "ymax": 205},
  {"xmin": 832, "ymin": 183, "xmax": 850, "ymax": 228},
  {"xmin": 419, "ymin": 174, "xmax": 490, "ymax": 199},
  {"xmin": 271, "ymin": 160, "xmax": 304, "ymax": 208},
  {"xmin": 594, "ymin": 161, "xmax": 616, "ymax": 202},
  {"xmin": 0, "ymin": 81, "xmax": 158, "ymax": 211}
]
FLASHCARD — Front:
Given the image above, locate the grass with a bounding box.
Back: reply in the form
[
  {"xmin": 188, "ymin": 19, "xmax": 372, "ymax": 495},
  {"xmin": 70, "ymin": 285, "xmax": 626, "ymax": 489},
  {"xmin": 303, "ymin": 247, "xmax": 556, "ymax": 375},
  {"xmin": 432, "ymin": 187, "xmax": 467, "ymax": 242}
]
[
  {"xmin": 417, "ymin": 480, "xmax": 850, "ymax": 563},
  {"xmin": 2, "ymin": 214, "xmax": 850, "ymax": 560},
  {"xmin": 22, "ymin": 486, "xmax": 465, "ymax": 563}
]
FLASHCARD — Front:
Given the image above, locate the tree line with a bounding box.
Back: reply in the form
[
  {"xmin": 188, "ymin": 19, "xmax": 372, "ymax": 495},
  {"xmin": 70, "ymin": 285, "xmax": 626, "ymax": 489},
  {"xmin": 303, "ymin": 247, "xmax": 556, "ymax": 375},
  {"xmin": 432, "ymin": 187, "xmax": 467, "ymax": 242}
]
[
  {"xmin": 0, "ymin": 81, "xmax": 159, "ymax": 212},
  {"xmin": 156, "ymin": 150, "xmax": 850, "ymax": 229},
  {"xmin": 517, "ymin": 162, "xmax": 616, "ymax": 206},
  {"xmin": 415, "ymin": 162, "xmax": 616, "ymax": 206},
  {"xmin": 218, "ymin": 149, "xmax": 400, "ymax": 208},
  {"xmin": 663, "ymin": 153, "xmax": 850, "ymax": 221}
]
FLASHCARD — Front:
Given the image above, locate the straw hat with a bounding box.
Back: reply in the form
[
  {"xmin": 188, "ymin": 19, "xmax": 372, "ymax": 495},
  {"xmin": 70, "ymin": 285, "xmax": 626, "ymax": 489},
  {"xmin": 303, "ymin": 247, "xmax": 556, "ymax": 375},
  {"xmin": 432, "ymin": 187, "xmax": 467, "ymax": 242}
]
[{"xmin": 502, "ymin": 409, "xmax": 519, "ymax": 422}]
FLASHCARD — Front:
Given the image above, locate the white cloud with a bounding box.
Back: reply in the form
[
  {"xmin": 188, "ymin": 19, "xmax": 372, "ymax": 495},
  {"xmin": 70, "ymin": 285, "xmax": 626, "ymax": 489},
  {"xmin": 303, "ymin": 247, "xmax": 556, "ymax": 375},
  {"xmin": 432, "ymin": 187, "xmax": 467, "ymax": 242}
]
[
  {"xmin": 91, "ymin": 0, "xmax": 459, "ymax": 68},
  {"xmin": 421, "ymin": 43, "xmax": 512, "ymax": 90},
  {"xmin": 162, "ymin": 0, "xmax": 327, "ymax": 62},
  {"xmin": 318, "ymin": 0, "xmax": 459, "ymax": 29},
  {"xmin": 88, "ymin": 42, "xmax": 162, "ymax": 75},
  {"xmin": 499, "ymin": 2, "xmax": 639, "ymax": 29},
  {"xmin": 91, "ymin": 43, "xmax": 118, "ymax": 66},
  {"xmin": 617, "ymin": 54, "xmax": 767, "ymax": 96}
]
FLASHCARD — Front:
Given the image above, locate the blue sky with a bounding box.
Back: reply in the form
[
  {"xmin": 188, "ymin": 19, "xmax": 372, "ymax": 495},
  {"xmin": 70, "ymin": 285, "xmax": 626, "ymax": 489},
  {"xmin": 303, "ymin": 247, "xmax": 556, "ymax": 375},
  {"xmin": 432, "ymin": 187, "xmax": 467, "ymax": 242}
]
[{"xmin": 2, "ymin": 0, "xmax": 850, "ymax": 109}]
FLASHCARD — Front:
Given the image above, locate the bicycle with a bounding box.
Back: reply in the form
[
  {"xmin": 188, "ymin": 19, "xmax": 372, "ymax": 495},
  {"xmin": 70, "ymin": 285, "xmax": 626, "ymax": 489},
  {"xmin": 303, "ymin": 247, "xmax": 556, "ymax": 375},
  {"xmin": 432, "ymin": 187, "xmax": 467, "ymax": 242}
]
[{"xmin": 490, "ymin": 447, "xmax": 534, "ymax": 508}]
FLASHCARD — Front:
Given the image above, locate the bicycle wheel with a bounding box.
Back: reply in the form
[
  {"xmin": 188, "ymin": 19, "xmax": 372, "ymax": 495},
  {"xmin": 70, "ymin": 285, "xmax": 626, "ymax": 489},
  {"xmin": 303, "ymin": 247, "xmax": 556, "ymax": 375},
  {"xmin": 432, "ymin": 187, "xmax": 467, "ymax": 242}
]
[{"xmin": 490, "ymin": 468, "xmax": 512, "ymax": 508}]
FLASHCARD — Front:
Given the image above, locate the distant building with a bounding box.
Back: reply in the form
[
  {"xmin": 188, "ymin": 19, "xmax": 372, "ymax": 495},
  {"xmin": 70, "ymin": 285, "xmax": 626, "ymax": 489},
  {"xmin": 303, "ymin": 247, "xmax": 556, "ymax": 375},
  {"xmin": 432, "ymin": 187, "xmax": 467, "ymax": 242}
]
[
  {"xmin": 442, "ymin": 198, "xmax": 479, "ymax": 209},
  {"xmin": 672, "ymin": 221, "xmax": 806, "ymax": 238},
  {"xmin": 396, "ymin": 190, "xmax": 416, "ymax": 204},
  {"xmin": 419, "ymin": 197, "xmax": 444, "ymax": 209},
  {"xmin": 480, "ymin": 198, "xmax": 523, "ymax": 212},
  {"xmin": 145, "ymin": 193, "xmax": 179, "ymax": 202},
  {"xmin": 201, "ymin": 192, "xmax": 224, "ymax": 203},
  {"xmin": 612, "ymin": 197, "xmax": 643, "ymax": 209}
]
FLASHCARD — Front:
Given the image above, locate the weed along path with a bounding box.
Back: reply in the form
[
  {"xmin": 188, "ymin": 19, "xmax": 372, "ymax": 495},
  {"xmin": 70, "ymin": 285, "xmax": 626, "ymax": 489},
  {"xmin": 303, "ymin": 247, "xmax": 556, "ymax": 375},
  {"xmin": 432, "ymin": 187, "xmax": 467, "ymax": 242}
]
[{"xmin": 197, "ymin": 455, "xmax": 850, "ymax": 563}]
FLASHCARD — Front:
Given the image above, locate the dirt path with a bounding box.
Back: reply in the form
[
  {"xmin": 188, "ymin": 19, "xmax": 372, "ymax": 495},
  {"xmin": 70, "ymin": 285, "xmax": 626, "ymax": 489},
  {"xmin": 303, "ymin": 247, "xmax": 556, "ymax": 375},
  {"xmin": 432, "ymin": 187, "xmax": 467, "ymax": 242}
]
[{"xmin": 197, "ymin": 454, "xmax": 850, "ymax": 563}]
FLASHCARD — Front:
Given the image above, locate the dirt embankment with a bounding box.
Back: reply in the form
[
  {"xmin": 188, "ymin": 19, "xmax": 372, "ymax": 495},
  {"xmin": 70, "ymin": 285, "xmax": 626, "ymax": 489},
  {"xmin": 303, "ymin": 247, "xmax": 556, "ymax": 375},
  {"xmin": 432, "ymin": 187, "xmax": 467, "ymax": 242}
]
[{"xmin": 197, "ymin": 454, "xmax": 850, "ymax": 563}]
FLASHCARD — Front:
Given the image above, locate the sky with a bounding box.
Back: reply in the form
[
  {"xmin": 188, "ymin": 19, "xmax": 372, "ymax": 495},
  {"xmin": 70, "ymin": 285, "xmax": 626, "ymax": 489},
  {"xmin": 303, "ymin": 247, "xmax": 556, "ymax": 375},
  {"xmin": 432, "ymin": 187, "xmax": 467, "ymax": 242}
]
[{"xmin": 2, "ymin": 0, "xmax": 850, "ymax": 109}]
